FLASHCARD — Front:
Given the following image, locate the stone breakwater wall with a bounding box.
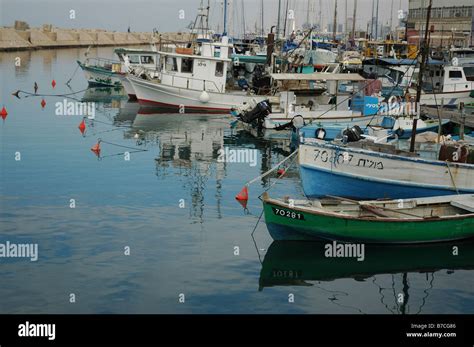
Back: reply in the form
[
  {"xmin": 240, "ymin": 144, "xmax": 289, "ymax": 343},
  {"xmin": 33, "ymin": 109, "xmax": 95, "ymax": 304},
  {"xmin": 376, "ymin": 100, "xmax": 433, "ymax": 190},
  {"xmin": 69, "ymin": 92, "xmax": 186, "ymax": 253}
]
[{"xmin": 0, "ymin": 26, "xmax": 192, "ymax": 51}]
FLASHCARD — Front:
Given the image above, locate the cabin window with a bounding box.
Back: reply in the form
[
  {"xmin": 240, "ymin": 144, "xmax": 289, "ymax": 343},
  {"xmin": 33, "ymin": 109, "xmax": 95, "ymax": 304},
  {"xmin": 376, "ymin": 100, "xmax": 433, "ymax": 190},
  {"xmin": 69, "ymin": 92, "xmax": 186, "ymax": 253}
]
[
  {"xmin": 166, "ymin": 57, "xmax": 178, "ymax": 72},
  {"xmin": 129, "ymin": 55, "xmax": 140, "ymax": 64},
  {"xmin": 181, "ymin": 58, "xmax": 193, "ymax": 73},
  {"xmin": 435, "ymin": 70, "xmax": 440, "ymax": 77},
  {"xmin": 141, "ymin": 56, "xmax": 153, "ymax": 64},
  {"xmin": 449, "ymin": 70, "xmax": 463, "ymax": 79},
  {"xmin": 215, "ymin": 62, "xmax": 224, "ymax": 77}
]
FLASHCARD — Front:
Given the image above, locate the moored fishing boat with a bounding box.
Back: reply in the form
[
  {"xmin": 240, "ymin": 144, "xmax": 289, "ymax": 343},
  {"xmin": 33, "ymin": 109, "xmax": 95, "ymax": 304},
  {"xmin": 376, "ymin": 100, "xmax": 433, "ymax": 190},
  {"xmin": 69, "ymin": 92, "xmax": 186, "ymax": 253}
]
[
  {"xmin": 262, "ymin": 192, "xmax": 474, "ymax": 243},
  {"xmin": 77, "ymin": 58, "xmax": 124, "ymax": 87},
  {"xmin": 298, "ymin": 138, "xmax": 474, "ymax": 199}
]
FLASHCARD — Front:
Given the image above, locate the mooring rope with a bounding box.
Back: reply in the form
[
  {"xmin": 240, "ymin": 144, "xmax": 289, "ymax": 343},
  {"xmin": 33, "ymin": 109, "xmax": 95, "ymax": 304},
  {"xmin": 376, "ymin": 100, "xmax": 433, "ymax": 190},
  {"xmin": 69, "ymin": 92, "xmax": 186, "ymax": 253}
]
[
  {"xmin": 445, "ymin": 160, "xmax": 460, "ymax": 195},
  {"xmin": 245, "ymin": 148, "xmax": 299, "ymax": 187},
  {"xmin": 98, "ymin": 139, "xmax": 148, "ymax": 152},
  {"xmin": 14, "ymin": 88, "xmax": 89, "ymax": 98}
]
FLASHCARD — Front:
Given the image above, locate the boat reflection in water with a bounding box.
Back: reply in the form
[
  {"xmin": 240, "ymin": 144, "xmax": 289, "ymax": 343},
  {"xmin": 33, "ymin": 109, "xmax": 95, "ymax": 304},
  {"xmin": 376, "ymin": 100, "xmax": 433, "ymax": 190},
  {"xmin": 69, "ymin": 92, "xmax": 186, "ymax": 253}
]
[{"xmin": 259, "ymin": 239, "xmax": 474, "ymax": 313}]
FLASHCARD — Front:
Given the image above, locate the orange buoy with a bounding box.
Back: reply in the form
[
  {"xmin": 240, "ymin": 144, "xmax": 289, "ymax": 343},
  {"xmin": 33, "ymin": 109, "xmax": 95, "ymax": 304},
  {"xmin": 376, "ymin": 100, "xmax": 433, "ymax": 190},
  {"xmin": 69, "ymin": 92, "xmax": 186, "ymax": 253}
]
[
  {"xmin": 78, "ymin": 119, "xmax": 86, "ymax": 135},
  {"xmin": 40, "ymin": 99, "xmax": 46, "ymax": 108},
  {"xmin": 235, "ymin": 186, "xmax": 249, "ymax": 201},
  {"xmin": 52, "ymin": 80, "xmax": 56, "ymax": 88},
  {"xmin": 91, "ymin": 141, "xmax": 101, "ymax": 157},
  {"xmin": 0, "ymin": 106, "xmax": 7, "ymax": 120},
  {"xmin": 277, "ymin": 168, "xmax": 286, "ymax": 177}
]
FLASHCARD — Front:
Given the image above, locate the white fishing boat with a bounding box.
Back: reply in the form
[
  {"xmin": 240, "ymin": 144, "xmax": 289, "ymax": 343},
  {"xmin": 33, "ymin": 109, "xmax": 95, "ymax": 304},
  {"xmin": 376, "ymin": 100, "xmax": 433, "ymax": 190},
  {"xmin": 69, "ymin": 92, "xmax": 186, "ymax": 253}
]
[
  {"xmin": 408, "ymin": 65, "xmax": 474, "ymax": 107},
  {"xmin": 127, "ymin": 36, "xmax": 265, "ymax": 112},
  {"xmin": 115, "ymin": 47, "xmax": 160, "ymax": 98},
  {"xmin": 233, "ymin": 73, "xmax": 376, "ymax": 134}
]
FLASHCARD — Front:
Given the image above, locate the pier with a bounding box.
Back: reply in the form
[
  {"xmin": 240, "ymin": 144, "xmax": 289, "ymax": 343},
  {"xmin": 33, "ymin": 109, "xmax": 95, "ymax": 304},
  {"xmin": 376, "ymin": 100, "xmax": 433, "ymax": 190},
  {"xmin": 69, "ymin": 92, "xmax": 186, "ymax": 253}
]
[{"xmin": 0, "ymin": 20, "xmax": 191, "ymax": 51}]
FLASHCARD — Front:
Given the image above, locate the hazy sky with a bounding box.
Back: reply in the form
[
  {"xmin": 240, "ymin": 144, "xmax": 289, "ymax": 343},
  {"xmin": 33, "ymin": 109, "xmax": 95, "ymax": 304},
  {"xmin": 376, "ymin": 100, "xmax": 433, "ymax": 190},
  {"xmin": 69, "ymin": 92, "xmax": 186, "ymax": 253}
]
[{"xmin": 1, "ymin": 0, "xmax": 409, "ymax": 34}]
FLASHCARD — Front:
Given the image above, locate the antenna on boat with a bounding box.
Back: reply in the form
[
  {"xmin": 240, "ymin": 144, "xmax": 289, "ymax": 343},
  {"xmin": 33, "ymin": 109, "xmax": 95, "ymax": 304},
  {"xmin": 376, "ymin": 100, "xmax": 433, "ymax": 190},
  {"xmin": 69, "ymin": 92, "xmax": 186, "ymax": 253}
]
[
  {"xmin": 409, "ymin": 0, "xmax": 433, "ymax": 153},
  {"xmin": 332, "ymin": 0, "xmax": 338, "ymax": 43}
]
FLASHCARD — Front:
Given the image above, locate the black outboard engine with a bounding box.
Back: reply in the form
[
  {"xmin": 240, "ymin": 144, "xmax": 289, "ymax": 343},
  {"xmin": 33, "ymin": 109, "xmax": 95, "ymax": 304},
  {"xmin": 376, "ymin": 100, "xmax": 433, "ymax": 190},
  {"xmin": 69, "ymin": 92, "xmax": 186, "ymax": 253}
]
[
  {"xmin": 238, "ymin": 100, "xmax": 272, "ymax": 124},
  {"xmin": 342, "ymin": 125, "xmax": 364, "ymax": 143}
]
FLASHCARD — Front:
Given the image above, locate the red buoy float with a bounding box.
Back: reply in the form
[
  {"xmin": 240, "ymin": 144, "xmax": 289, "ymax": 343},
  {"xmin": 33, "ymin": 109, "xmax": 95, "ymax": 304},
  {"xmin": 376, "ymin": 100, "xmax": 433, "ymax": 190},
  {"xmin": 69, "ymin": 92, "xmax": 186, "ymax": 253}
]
[
  {"xmin": 0, "ymin": 106, "xmax": 8, "ymax": 120},
  {"xmin": 78, "ymin": 119, "xmax": 86, "ymax": 135},
  {"xmin": 91, "ymin": 141, "xmax": 101, "ymax": 157}
]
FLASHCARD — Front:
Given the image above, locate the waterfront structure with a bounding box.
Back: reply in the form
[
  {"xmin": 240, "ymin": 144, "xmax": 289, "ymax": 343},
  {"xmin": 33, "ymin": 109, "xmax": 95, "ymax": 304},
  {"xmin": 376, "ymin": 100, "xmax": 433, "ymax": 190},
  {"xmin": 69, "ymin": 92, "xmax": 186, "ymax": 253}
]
[{"xmin": 407, "ymin": 0, "xmax": 474, "ymax": 47}]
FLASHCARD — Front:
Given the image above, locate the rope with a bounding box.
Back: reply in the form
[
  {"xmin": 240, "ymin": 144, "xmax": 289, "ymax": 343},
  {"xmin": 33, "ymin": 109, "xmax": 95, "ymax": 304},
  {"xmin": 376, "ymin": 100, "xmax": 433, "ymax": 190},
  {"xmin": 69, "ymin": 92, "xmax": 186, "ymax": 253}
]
[
  {"xmin": 66, "ymin": 64, "xmax": 81, "ymax": 85},
  {"xmin": 245, "ymin": 148, "xmax": 298, "ymax": 186},
  {"xmin": 98, "ymin": 139, "xmax": 148, "ymax": 152},
  {"xmin": 445, "ymin": 160, "xmax": 460, "ymax": 195},
  {"xmin": 15, "ymin": 88, "xmax": 89, "ymax": 98}
]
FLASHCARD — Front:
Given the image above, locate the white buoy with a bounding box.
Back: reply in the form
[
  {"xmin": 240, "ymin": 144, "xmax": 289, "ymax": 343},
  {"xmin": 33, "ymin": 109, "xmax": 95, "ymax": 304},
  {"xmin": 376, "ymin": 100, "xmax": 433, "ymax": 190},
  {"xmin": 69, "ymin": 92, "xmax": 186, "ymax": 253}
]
[{"xmin": 199, "ymin": 91, "xmax": 210, "ymax": 103}]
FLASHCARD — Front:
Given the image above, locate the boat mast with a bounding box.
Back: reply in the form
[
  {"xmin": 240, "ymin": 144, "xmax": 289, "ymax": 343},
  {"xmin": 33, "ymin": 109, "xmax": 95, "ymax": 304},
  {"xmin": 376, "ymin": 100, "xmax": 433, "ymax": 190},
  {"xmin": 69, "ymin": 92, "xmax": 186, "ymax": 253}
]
[
  {"xmin": 351, "ymin": 0, "xmax": 357, "ymax": 41},
  {"xmin": 241, "ymin": 0, "xmax": 246, "ymax": 38},
  {"xmin": 306, "ymin": 0, "xmax": 311, "ymax": 27},
  {"xmin": 375, "ymin": 0, "xmax": 379, "ymax": 40},
  {"xmin": 345, "ymin": 0, "xmax": 348, "ymax": 43},
  {"xmin": 332, "ymin": 0, "xmax": 338, "ymax": 42},
  {"xmin": 370, "ymin": 0, "xmax": 374, "ymax": 39},
  {"xmin": 319, "ymin": 0, "xmax": 322, "ymax": 32},
  {"xmin": 283, "ymin": 0, "xmax": 289, "ymax": 37},
  {"xmin": 223, "ymin": 0, "xmax": 228, "ymax": 36},
  {"xmin": 276, "ymin": 0, "xmax": 282, "ymax": 40},
  {"xmin": 390, "ymin": 0, "xmax": 394, "ymax": 39},
  {"xmin": 409, "ymin": 0, "xmax": 433, "ymax": 153},
  {"xmin": 261, "ymin": 0, "xmax": 264, "ymax": 37}
]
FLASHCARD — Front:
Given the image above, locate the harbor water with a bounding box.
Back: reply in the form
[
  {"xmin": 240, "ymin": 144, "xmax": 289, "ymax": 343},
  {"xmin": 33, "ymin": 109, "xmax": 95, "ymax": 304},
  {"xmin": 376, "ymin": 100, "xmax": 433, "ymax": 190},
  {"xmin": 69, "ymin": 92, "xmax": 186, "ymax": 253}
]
[{"xmin": 1, "ymin": 47, "xmax": 474, "ymax": 314}]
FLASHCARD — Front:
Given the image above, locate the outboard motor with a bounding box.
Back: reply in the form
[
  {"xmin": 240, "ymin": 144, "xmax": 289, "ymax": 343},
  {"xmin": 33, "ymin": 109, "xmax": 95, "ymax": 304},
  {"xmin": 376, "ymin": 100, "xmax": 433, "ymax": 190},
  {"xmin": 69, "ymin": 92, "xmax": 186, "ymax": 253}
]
[
  {"xmin": 342, "ymin": 125, "xmax": 364, "ymax": 143},
  {"xmin": 238, "ymin": 100, "xmax": 272, "ymax": 124}
]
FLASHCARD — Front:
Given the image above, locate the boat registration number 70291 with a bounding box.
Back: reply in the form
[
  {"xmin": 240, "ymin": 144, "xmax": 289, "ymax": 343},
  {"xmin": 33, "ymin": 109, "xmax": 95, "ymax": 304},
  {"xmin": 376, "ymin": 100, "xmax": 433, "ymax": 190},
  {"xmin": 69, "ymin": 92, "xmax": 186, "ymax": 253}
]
[{"xmin": 271, "ymin": 207, "xmax": 305, "ymax": 220}]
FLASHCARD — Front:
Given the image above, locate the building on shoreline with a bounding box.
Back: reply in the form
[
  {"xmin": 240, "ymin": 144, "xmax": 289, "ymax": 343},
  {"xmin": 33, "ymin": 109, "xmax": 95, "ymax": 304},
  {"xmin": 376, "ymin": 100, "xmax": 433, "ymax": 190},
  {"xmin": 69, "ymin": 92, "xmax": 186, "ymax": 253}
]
[{"xmin": 407, "ymin": 0, "xmax": 474, "ymax": 47}]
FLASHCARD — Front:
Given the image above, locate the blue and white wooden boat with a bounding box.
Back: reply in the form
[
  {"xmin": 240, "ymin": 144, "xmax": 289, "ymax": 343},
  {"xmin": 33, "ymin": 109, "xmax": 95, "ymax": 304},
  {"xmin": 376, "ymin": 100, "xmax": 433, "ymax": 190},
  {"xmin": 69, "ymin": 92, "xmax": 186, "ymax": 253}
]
[{"xmin": 299, "ymin": 139, "xmax": 474, "ymax": 199}]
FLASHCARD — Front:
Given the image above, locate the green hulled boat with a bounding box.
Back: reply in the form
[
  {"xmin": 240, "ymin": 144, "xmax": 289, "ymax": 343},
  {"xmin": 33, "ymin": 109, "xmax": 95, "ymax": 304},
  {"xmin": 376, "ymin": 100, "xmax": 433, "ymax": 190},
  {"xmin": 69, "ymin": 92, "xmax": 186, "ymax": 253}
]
[
  {"xmin": 259, "ymin": 240, "xmax": 474, "ymax": 289},
  {"xmin": 262, "ymin": 193, "xmax": 474, "ymax": 243}
]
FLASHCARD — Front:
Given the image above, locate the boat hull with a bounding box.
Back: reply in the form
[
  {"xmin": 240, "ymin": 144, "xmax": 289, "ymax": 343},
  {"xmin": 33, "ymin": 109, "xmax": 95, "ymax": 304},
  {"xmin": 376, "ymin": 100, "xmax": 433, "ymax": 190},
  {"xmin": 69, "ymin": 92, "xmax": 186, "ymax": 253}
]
[
  {"xmin": 128, "ymin": 75, "xmax": 264, "ymax": 113},
  {"xmin": 78, "ymin": 62, "xmax": 123, "ymax": 87},
  {"xmin": 420, "ymin": 91, "xmax": 474, "ymax": 107},
  {"xmin": 299, "ymin": 141, "xmax": 474, "ymax": 199},
  {"xmin": 117, "ymin": 74, "xmax": 137, "ymax": 99},
  {"xmin": 263, "ymin": 198, "xmax": 474, "ymax": 243}
]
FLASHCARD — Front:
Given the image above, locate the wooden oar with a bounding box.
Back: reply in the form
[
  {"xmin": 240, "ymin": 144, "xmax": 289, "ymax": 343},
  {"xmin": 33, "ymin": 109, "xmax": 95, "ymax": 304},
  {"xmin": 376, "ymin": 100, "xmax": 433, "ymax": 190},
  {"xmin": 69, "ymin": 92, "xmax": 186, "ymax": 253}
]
[{"xmin": 326, "ymin": 195, "xmax": 424, "ymax": 219}]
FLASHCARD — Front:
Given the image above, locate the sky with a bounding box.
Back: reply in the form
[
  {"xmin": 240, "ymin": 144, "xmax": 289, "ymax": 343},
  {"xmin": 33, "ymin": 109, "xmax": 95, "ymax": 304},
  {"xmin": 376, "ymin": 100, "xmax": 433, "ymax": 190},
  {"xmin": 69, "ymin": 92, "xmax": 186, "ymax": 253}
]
[{"xmin": 1, "ymin": 0, "xmax": 409, "ymax": 34}]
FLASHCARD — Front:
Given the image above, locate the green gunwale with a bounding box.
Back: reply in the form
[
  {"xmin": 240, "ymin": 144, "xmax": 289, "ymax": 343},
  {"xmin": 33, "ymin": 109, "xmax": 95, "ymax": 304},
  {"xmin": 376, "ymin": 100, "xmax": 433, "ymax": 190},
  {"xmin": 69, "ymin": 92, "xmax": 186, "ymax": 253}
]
[{"xmin": 262, "ymin": 196, "xmax": 474, "ymax": 243}]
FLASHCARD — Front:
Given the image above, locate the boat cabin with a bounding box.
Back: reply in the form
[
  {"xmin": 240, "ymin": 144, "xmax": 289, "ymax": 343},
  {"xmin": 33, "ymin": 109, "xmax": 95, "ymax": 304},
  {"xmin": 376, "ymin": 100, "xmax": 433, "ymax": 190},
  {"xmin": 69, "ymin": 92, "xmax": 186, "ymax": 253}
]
[
  {"xmin": 422, "ymin": 65, "xmax": 474, "ymax": 94},
  {"xmin": 115, "ymin": 48, "xmax": 159, "ymax": 71},
  {"xmin": 152, "ymin": 37, "xmax": 232, "ymax": 93}
]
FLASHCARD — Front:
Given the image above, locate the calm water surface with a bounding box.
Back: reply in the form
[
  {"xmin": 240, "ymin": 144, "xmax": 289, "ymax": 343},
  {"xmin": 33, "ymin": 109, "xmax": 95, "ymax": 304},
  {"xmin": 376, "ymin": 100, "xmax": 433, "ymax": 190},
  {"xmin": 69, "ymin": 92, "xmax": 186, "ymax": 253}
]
[{"xmin": 1, "ymin": 47, "xmax": 474, "ymax": 314}]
